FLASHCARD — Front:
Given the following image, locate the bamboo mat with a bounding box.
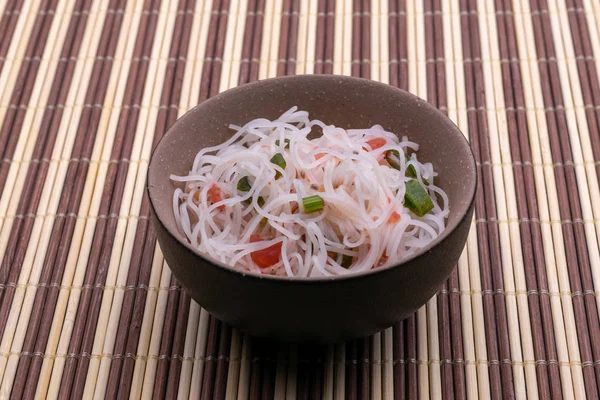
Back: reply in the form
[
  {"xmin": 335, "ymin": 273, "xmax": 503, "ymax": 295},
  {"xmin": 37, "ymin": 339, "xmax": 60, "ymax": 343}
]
[{"xmin": 0, "ymin": 0, "xmax": 599, "ymax": 398}]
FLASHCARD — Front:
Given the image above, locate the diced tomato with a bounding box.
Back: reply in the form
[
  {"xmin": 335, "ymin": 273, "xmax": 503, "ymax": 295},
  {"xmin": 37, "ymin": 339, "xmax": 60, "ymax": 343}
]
[
  {"xmin": 363, "ymin": 138, "xmax": 387, "ymax": 151},
  {"xmin": 388, "ymin": 211, "xmax": 401, "ymax": 224},
  {"xmin": 207, "ymin": 184, "xmax": 225, "ymax": 210},
  {"xmin": 249, "ymin": 235, "xmax": 282, "ymax": 268},
  {"xmin": 376, "ymin": 253, "xmax": 389, "ymax": 268},
  {"xmin": 315, "ymin": 153, "xmax": 326, "ymax": 160}
]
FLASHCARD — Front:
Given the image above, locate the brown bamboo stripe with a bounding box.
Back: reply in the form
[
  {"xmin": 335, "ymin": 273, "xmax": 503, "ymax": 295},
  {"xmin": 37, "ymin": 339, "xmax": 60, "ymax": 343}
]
[
  {"xmin": 425, "ymin": 0, "xmax": 461, "ymax": 398},
  {"xmin": 0, "ymin": 0, "xmax": 25, "ymax": 73},
  {"xmin": 568, "ymin": 0, "xmax": 600, "ymax": 176},
  {"xmin": 495, "ymin": 0, "xmax": 562, "ymax": 398},
  {"xmin": 459, "ymin": 0, "xmax": 512, "ymax": 398},
  {"xmin": 53, "ymin": 1, "xmax": 156, "ymax": 397},
  {"xmin": 6, "ymin": 0, "xmax": 96, "ymax": 396},
  {"xmin": 0, "ymin": 0, "xmax": 57, "ymax": 196},
  {"xmin": 1, "ymin": 0, "xmax": 600, "ymax": 398},
  {"xmin": 0, "ymin": 0, "xmax": 59, "ymax": 307},
  {"xmin": 148, "ymin": 3, "xmax": 196, "ymax": 399},
  {"xmin": 102, "ymin": 1, "xmax": 196, "ymax": 399},
  {"xmin": 388, "ymin": 3, "xmax": 408, "ymax": 397},
  {"xmin": 530, "ymin": 0, "xmax": 600, "ymax": 396}
]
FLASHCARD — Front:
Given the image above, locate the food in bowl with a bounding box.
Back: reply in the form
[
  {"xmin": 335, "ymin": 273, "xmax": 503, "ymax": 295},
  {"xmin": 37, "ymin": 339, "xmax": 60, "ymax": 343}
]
[{"xmin": 170, "ymin": 107, "xmax": 448, "ymax": 278}]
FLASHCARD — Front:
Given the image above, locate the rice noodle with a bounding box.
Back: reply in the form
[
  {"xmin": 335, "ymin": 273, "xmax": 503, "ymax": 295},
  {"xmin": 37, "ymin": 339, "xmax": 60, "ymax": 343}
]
[{"xmin": 171, "ymin": 107, "xmax": 449, "ymax": 277}]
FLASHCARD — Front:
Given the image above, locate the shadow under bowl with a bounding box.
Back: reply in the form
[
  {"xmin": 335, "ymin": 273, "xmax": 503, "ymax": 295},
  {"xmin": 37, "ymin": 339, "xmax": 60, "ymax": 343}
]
[{"xmin": 147, "ymin": 75, "xmax": 476, "ymax": 342}]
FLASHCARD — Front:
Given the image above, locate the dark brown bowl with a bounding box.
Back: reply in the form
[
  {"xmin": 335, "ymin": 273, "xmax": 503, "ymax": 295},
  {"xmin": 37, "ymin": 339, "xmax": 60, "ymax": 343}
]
[{"xmin": 147, "ymin": 75, "xmax": 476, "ymax": 342}]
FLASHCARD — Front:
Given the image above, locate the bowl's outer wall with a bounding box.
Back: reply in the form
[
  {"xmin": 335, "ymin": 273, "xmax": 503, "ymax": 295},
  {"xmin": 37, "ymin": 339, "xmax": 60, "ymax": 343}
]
[
  {"xmin": 152, "ymin": 202, "xmax": 474, "ymax": 342},
  {"xmin": 148, "ymin": 76, "xmax": 477, "ymax": 342}
]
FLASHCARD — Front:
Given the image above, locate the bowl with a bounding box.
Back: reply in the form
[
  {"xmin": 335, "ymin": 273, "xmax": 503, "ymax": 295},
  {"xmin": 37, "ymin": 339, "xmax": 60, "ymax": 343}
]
[{"xmin": 147, "ymin": 75, "xmax": 476, "ymax": 342}]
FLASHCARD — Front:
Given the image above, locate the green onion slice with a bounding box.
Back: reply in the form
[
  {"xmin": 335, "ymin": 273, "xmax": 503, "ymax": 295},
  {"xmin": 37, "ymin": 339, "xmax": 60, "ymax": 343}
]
[
  {"xmin": 341, "ymin": 254, "xmax": 353, "ymax": 269},
  {"xmin": 302, "ymin": 195, "xmax": 324, "ymax": 213},
  {"xmin": 237, "ymin": 176, "xmax": 252, "ymax": 192},
  {"xmin": 270, "ymin": 153, "xmax": 286, "ymax": 179},
  {"xmin": 275, "ymin": 138, "xmax": 290, "ymax": 148},
  {"xmin": 404, "ymin": 179, "xmax": 434, "ymax": 217},
  {"xmin": 386, "ymin": 150, "xmax": 418, "ymax": 178}
]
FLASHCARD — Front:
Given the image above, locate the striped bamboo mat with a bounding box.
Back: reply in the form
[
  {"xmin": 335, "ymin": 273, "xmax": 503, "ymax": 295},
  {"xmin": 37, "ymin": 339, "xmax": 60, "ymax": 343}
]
[{"xmin": 0, "ymin": 0, "xmax": 599, "ymax": 398}]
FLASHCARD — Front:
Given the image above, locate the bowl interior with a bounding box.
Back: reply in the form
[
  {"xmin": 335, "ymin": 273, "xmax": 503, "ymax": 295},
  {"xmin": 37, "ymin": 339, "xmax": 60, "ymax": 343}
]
[{"xmin": 148, "ymin": 75, "xmax": 476, "ymax": 278}]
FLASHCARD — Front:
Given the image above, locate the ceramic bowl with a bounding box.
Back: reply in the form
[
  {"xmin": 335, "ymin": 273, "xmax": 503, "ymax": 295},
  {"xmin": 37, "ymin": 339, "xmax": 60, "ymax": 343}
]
[{"xmin": 147, "ymin": 75, "xmax": 476, "ymax": 342}]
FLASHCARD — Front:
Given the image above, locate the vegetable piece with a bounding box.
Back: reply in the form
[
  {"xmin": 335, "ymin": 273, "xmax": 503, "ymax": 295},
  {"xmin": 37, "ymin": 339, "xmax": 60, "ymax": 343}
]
[
  {"xmin": 388, "ymin": 211, "xmax": 402, "ymax": 224},
  {"xmin": 364, "ymin": 137, "xmax": 387, "ymax": 150},
  {"xmin": 249, "ymin": 235, "xmax": 282, "ymax": 268},
  {"xmin": 237, "ymin": 176, "xmax": 252, "ymax": 192},
  {"xmin": 341, "ymin": 255, "xmax": 353, "ymax": 268},
  {"xmin": 404, "ymin": 180, "xmax": 434, "ymax": 217},
  {"xmin": 270, "ymin": 153, "xmax": 286, "ymax": 179},
  {"xmin": 302, "ymin": 195, "xmax": 324, "ymax": 213},
  {"xmin": 258, "ymin": 217, "xmax": 268, "ymax": 228},
  {"xmin": 385, "ymin": 150, "xmax": 417, "ymax": 178},
  {"xmin": 275, "ymin": 138, "xmax": 290, "ymax": 148},
  {"xmin": 207, "ymin": 184, "xmax": 225, "ymax": 210}
]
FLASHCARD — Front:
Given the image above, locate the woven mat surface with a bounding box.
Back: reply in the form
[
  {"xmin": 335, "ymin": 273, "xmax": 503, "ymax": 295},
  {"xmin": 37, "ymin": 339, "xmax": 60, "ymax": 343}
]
[{"xmin": 1, "ymin": 0, "xmax": 600, "ymax": 398}]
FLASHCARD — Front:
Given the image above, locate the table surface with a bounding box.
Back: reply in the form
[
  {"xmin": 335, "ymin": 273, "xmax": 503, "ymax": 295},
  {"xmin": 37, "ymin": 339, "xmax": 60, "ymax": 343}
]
[{"xmin": 1, "ymin": 0, "xmax": 600, "ymax": 398}]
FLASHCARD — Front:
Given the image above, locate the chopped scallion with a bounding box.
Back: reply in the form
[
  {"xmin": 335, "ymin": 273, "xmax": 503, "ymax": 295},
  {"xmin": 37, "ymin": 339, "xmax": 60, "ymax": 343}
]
[
  {"xmin": 404, "ymin": 179, "xmax": 434, "ymax": 217},
  {"xmin": 270, "ymin": 153, "xmax": 286, "ymax": 179},
  {"xmin": 275, "ymin": 138, "xmax": 290, "ymax": 148},
  {"xmin": 341, "ymin": 254, "xmax": 353, "ymax": 268},
  {"xmin": 302, "ymin": 195, "xmax": 324, "ymax": 213},
  {"xmin": 386, "ymin": 150, "xmax": 417, "ymax": 178},
  {"xmin": 237, "ymin": 176, "xmax": 252, "ymax": 192}
]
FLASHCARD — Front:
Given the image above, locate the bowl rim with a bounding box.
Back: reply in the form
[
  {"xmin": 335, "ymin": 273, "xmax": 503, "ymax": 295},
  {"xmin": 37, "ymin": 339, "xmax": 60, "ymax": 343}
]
[{"xmin": 147, "ymin": 75, "xmax": 477, "ymax": 283}]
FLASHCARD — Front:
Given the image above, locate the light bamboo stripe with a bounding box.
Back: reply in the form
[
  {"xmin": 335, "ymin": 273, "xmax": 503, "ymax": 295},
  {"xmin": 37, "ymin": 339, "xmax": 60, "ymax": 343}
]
[
  {"xmin": 212, "ymin": 2, "xmax": 248, "ymax": 398},
  {"xmin": 89, "ymin": 2, "xmax": 176, "ymax": 399},
  {"xmin": 257, "ymin": 0, "xmax": 278, "ymax": 79},
  {"xmin": 178, "ymin": 301, "xmax": 202, "ymax": 399},
  {"xmin": 583, "ymin": 0, "xmax": 600, "ymax": 83},
  {"xmin": 305, "ymin": 0, "xmax": 318, "ymax": 74},
  {"xmin": 220, "ymin": 0, "xmax": 247, "ymax": 93},
  {"xmin": 224, "ymin": 328, "xmax": 242, "ymax": 400},
  {"xmin": 0, "ymin": 0, "xmax": 79, "ymax": 395},
  {"xmin": 137, "ymin": 260, "xmax": 172, "ymax": 399},
  {"xmin": 176, "ymin": 1, "xmax": 211, "ymax": 396},
  {"xmin": 371, "ymin": 332, "xmax": 382, "ymax": 400},
  {"xmin": 187, "ymin": 308, "xmax": 210, "ymax": 399},
  {"xmin": 128, "ymin": 244, "xmax": 166, "ymax": 399},
  {"xmin": 513, "ymin": 0, "xmax": 583, "ymax": 398},
  {"xmin": 32, "ymin": 3, "xmax": 114, "ymax": 398},
  {"xmin": 236, "ymin": 334, "xmax": 251, "ymax": 400},
  {"xmin": 378, "ymin": 0, "xmax": 389, "ymax": 85},
  {"xmin": 333, "ymin": 342, "xmax": 344, "ymax": 400},
  {"xmin": 478, "ymin": 1, "xmax": 534, "ymax": 398},
  {"xmin": 550, "ymin": 0, "xmax": 600, "ymax": 313},
  {"xmin": 0, "ymin": 0, "xmax": 41, "ymax": 125},
  {"xmin": 342, "ymin": 0, "xmax": 351, "ymax": 76},
  {"xmin": 371, "ymin": 0, "xmax": 380, "ymax": 82},
  {"xmin": 442, "ymin": 1, "xmax": 482, "ymax": 398},
  {"xmin": 274, "ymin": 344, "xmax": 288, "ymax": 398},
  {"xmin": 286, "ymin": 344, "xmax": 298, "ymax": 400},
  {"xmin": 0, "ymin": 0, "xmax": 46, "ymax": 261},
  {"xmin": 333, "ymin": 0, "xmax": 343, "ymax": 74},
  {"xmin": 179, "ymin": 1, "xmax": 215, "ymax": 399},
  {"xmin": 83, "ymin": 0, "xmax": 180, "ymax": 396},
  {"xmin": 178, "ymin": 0, "xmax": 208, "ymax": 115},
  {"xmin": 584, "ymin": 0, "xmax": 600, "ymax": 87},
  {"xmin": 296, "ymin": 0, "xmax": 309, "ymax": 74},
  {"xmin": 0, "ymin": 0, "xmax": 7, "ymax": 21},
  {"xmin": 321, "ymin": 344, "xmax": 332, "ymax": 399},
  {"xmin": 371, "ymin": 2, "xmax": 390, "ymax": 399},
  {"xmin": 407, "ymin": 2, "xmax": 431, "ymax": 398}
]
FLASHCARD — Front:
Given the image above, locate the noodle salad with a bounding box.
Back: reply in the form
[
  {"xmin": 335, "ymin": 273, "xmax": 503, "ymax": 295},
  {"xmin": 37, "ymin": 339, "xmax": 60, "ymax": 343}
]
[{"xmin": 171, "ymin": 107, "xmax": 449, "ymax": 277}]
